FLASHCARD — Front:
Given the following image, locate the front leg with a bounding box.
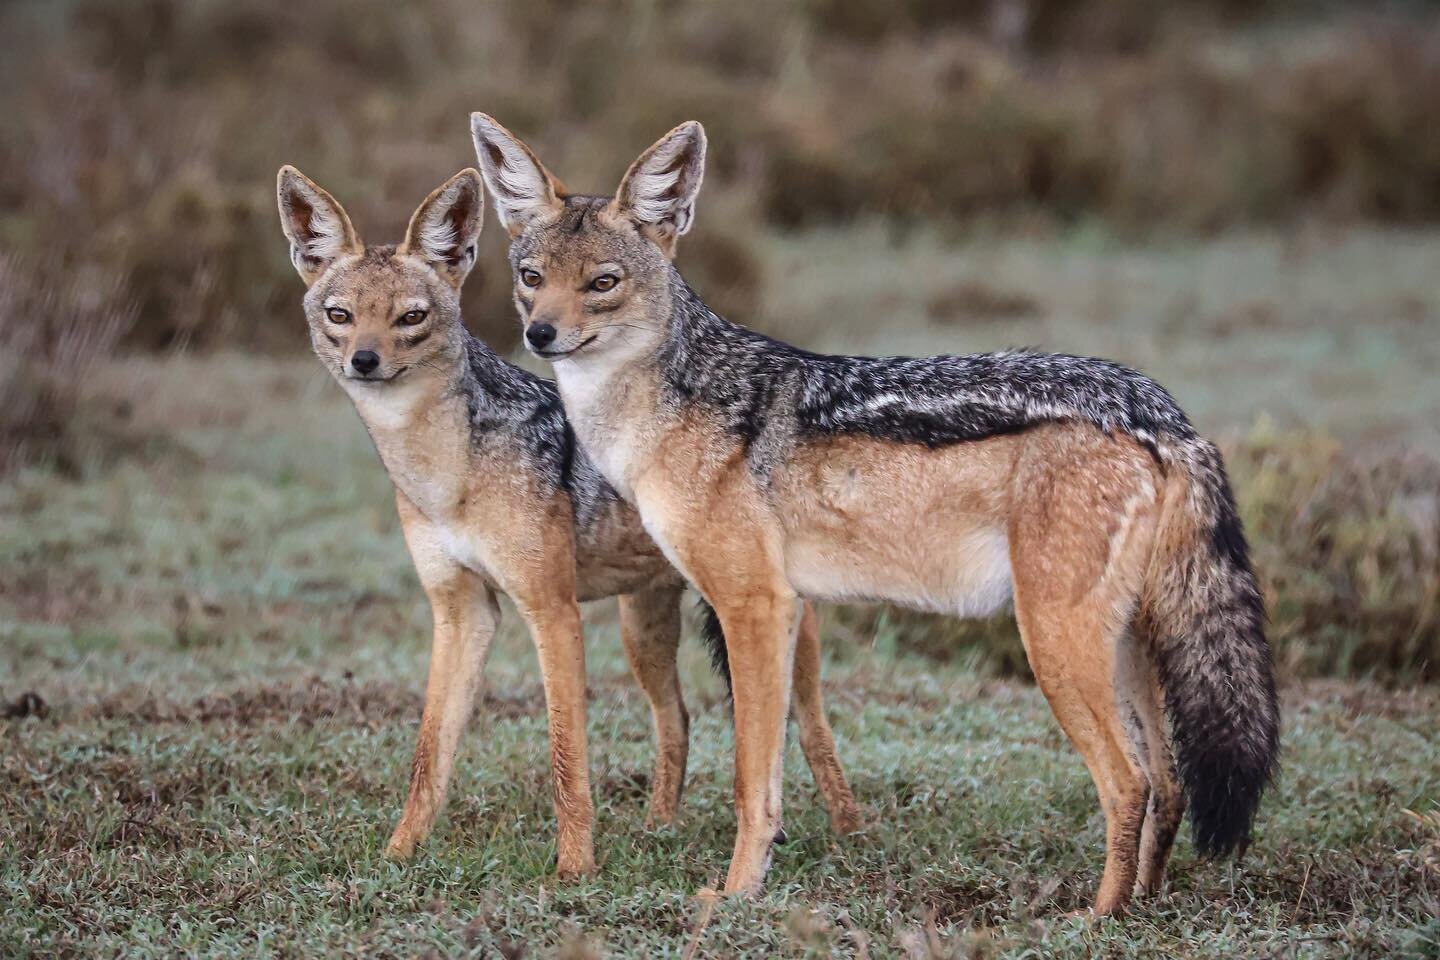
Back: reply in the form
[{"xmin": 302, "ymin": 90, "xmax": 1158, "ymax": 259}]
[
  {"xmin": 617, "ymin": 588, "xmax": 689, "ymax": 827},
  {"xmin": 711, "ymin": 582, "xmax": 802, "ymax": 895},
  {"xmin": 515, "ymin": 596, "xmax": 597, "ymax": 879},
  {"xmin": 387, "ymin": 496, "xmax": 500, "ymax": 860}
]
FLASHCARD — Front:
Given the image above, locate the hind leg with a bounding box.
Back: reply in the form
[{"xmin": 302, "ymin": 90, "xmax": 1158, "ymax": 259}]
[
  {"xmin": 1119, "ymin": 635, "xmax": 1185, "ymax": 898},
  {"xmin": 618, "ymin": 588, "xmax": 689, "ymax": 827},
  {"xmin": 1013, "ymin": 589, "xmax": 1150, "ymax": 915},
  {"xmin": 1009, "ymin": 426, "xmax": 1164, "ymax": 915}
]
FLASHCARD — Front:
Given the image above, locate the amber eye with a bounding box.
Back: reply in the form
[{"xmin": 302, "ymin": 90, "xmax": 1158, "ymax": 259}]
[
  {"xmin": 519, "ymin": 268, "xmax": 542, "ymax": 288},
  {"xmin": 325, "ymin": 307, "xmax": 352, "ymax": 325},
  {"xmin": 398, "ymin": 309, "xmax": 427, "ymax": 326},
  {"xmin": 590, "ymin": 274, "xmax": 619, "ymax": 292}
]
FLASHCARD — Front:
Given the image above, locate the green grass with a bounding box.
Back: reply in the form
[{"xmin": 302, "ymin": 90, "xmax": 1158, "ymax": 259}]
[{"xmin": 2, "ymin": 348, "xmax": 1438, "ymax": 957}]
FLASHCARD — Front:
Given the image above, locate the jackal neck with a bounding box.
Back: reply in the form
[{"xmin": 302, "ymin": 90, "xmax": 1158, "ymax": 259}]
[{"xmin": 651, "ymin": 266, "xmax": 800, "ymax": 447}]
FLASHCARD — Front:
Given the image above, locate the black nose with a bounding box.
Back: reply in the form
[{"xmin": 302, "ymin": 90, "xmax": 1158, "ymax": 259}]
[
  {"xmin": 525, "ymin": 323, "xmax": 557, "ymax": 350},
  {"xmin": 351, "ymin": 350, "xmax": 380, "ymax": 375}
]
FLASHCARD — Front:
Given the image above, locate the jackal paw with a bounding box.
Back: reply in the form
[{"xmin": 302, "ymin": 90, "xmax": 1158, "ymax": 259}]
[
  {"xmin": 554, "ymin": 857, "xmax": 598, "ymax": 882},
  {"xmin": 643, "ymin": 807, "xmax": 680, "ymax": 831},
  {"xmin": 830, "ymin": 804, "xmax": 866, "ymax": 836},
  {"xmin": 384, "ymin": 830, "xmax": 419, "ymax": 861}
]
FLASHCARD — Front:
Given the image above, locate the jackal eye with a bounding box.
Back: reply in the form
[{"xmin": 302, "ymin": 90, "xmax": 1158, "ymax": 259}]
[
  {"xmin": 397, "ymin": 309, "xmax": 427, "ymax": 326},
  {"xmin": 519, "ymin": 268, "xmax": 542, "ymax": 288},
  {"xmin": 325, "ymin": 307, "xmax": 352, "ymax": 325},
  {"xmin": 589, "ymin": 274, "xmax": 620, "ymax": 292}
]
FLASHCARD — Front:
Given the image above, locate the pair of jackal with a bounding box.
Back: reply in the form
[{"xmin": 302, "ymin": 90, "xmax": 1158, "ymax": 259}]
[{"xmin": 276, "ymin": 115, "xmax": 1279, "ymax": 916}]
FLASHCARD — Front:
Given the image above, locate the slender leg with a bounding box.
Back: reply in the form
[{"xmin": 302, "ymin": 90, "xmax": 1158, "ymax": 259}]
[
  {"xmin": 1012, "ymin": 586, "xmax": 1149, "ymax": 915},
  {"xmin": 714, "ymin": 584, "xmax": 802, "ymax": 895},
  {"xmin": 386, "ymin": 498, "xmax": 500, "ymax": 860},
  {"xmin": 618, "ymin": 588, "xmax": 690, "ymax": 827},
  {"xmin": 517, "ymin": 598, "xmax": 597, "ymax": 879},
  {"xmin": 791, "ymin": 602, "xmax": 863, "ymax": 835},
  {"xmin": 1130, "ymin": 656, "xmax": 1185, "ymax": 898},
  {"xmin": 1007, "ymin": 431, "xmax": 1162, "ymax": 916}
]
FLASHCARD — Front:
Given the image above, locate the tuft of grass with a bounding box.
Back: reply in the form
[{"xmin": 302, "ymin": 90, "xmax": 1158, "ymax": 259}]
[{"xmin": 1238, "ymin": 432, "xmax": 1440, "ymax": 682}]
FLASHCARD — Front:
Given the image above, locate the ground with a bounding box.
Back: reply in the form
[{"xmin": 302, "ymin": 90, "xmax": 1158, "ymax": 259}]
[{"xmin": 3, "ymin": 227, "xmax": 1439, "ymax": 957}]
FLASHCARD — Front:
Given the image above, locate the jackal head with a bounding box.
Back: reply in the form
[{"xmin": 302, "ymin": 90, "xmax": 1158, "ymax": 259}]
[
  {"xmin": 276, "ymin": 166, "xmax": 483, "ymax": 385},
  {"xmin": 469, "ymin": 113, "xmax": 706, "ymax": 365}
]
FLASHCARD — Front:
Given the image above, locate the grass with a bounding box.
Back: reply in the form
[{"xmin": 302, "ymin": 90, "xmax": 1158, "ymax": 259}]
[
  {"xmin": 5, "ymin": 664, "xmax": 1438, "ymax": 957},
  {"xmin": 4, "ymin": 221, "xmax": 1440, "ymax": 954}
]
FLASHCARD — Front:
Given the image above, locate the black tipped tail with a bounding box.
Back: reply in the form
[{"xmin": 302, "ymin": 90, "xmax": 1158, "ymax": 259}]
[
  {"xmin": 696, "ymin": 599, "xmax": 732, "ymax": 694},
  {"xmin": 1143, "ymin": 441, "xmax": 1280, "ymax": 859}
]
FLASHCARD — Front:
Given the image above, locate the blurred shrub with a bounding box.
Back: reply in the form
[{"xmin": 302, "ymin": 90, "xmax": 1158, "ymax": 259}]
[
  {"xmin": 823, "ymin": 433, "xmax": 1440, "ymax": 683},
  {"xmin": 1, "ymin": 1, "xmax": 1438, "ymax": 353},
  {"xmin": 1240, "ymin": 433, "xmax": 1439, "ymax": 682},
  {"xmin": 0, "ymin": 257, "xmax": 135, "ymax": 471}
]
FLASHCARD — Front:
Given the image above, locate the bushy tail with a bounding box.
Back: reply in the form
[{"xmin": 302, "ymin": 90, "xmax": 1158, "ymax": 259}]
[
  {"xmin": 696, "ymin": 599, "xmax": 732, "ymax": 694},
  {"xmin": 1140, "ymin": 439, "xmax": 1279, "ymax": 858}
]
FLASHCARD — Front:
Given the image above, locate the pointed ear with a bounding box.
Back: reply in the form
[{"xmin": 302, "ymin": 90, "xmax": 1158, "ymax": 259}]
[
  {"xmin": 611, "ymin": 121, "xmax": 706, "ymax": 257},
  {"xmin": 276, "ymin": 165, "xmax": 361, "ymax": 285},
  {"xmin": 469, "ymin": 113, "xmax": 565, "ymax": 237},
  {"xmin": 399, "ymin": 169, "xmax": 484, "ymax": 289}
]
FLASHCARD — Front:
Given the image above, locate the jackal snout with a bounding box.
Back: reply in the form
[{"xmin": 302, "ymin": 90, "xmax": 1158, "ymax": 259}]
[
  {"xmin": 524, "ymin": 321, "xmax": 557, "ymax": 351},
  {"xmin": 349, "ymin": 348, "xmax": 381, "ymax": 376}
]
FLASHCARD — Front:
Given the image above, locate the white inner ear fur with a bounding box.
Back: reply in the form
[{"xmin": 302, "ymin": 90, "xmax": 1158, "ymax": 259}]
[
  {"xmin": 416, "ymin": 210, "xmax": 459, "ymax": 259},
  {"xmin": 285, "ymin": 187, "xmax": 350, "ymax": 264},
  {"xmin": 416, "ymin": 184, "xmax": 467, "ymax": 260},
  {"xmin": 623, "ymin": 131, "xmax": 704, "ymax": 235},
  {"xmin": 473, "ymin": 121, "xmax": 554, "ymax": 229}
]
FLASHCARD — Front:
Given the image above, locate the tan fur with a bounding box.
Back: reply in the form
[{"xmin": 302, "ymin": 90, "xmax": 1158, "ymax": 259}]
[
  {"xmin": 277, "ymin": 165, "xmax": 859, "ymax": 879},
  {"xmin": 472, "ymin": 117, "xmax": 1257, "ymax": 914},
  {"xmin": 622, "ymin": 401, "xmax": 1177, "ymax": 907}
]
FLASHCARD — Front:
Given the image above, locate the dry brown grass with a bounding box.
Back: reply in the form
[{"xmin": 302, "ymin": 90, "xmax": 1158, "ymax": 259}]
[
  {"xmin": 1240, "ymin": 434, "xmax": 1440, "ymax": 681},
  {"xmin": 2, "ymin": 1, "xmax": 1438, "ymax": 355},
  {"xmin": 0, "ymin": 256, "xmax": 134, "ymax": 472}
]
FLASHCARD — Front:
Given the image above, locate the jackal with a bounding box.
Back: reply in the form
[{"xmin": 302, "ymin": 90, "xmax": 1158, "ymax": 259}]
[
  {"xmin": 469, "ymin": 115, "xmax": 1280, "ymax": 914},
  {"xmin": 275, "ymin": 166, "xmax": 860, "ymax": 877}
]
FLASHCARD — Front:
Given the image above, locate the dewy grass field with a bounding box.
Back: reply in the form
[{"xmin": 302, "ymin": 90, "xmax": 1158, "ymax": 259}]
[{"xmin": 3, "ymin": 228, "xmax": 1439, "ymax": 957}]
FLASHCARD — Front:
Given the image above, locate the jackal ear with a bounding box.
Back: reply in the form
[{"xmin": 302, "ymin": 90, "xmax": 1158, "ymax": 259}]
[
  {"xmin": 612, "ymin": 121, "xmax": 706, "ymax": 258},
  {"xmin": 400, "ymin": 169, "xmax": 484, "ymax": 289},
  {"xmin": 276, "ymin": 166, "xmax": 361, "ymax": 286},
  {"xmin": 470, "ymin": 113, "xmax": 565, "ymax": 238}
]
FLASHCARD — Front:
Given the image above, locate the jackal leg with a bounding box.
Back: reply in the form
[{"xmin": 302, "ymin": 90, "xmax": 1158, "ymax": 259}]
[
  {"xmin": 516, "ymin": 597, "xmax": 596, "ymax": 879},
  {"xmin": 387, "ymin": 497, "xmax": 500, "ymax": 860},
  {"xmin": 1012, "ymin": 587, "xmax": 1148, "ymax": 916},
  {"xmin": 1008, "ymin": 433, "xmax": 1161, "ymax": 916},
  {"xmin": 618, "ymin": 588, "xmax": 690, "ymax": 827},
  {"xmin": 791, "ymin": 602, "xmax": 863, "ymax": 835},
  {"xmin": 1126, "ymin": 644, "xmax": 1184, "ymax": 898},
  {"xmin": 713, "ymin": 583, "xmax": 802, "ymax": 895}
]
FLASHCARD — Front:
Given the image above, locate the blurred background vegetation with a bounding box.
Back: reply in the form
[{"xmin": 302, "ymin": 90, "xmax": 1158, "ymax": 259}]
[{"xmin": 1, "ymin": 0, "xmax": 1437, "ymax": 681}]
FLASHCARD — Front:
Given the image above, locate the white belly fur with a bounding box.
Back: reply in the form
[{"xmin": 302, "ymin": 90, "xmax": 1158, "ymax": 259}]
[{"xmin": 783, "ymin": 524, "xmax": 1013, "ymax": 618}]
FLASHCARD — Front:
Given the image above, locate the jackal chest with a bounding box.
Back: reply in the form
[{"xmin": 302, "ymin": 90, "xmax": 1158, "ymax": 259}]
[
  {"xmin": 554, "ymin": 359, "xmax": 660, "ymax": 502},
  {"xmin": 380, "ymin": 443, "xmax": 531, "ymax": 581}
]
